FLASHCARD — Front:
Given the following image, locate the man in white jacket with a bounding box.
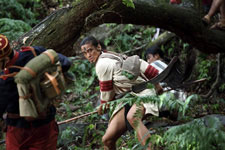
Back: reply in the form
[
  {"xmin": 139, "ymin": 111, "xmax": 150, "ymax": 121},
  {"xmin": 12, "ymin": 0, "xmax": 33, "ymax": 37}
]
[{"xmin": 80, "ymin": 36, "xmax": 163, "ymax": 150}]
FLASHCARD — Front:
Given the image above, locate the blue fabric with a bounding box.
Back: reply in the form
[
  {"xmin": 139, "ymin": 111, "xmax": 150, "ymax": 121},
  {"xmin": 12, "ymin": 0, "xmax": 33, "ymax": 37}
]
[{"xmin": 0, "ymin": 46, "xmax": 71, "ymax": 127}]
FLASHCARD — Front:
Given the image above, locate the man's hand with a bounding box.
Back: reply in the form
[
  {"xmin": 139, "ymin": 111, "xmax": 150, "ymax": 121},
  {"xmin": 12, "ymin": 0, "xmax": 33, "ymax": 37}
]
[
  {"xmin": 155, "ymin": 83, "xmax": 164, "ymax": 95},
  {"xmin": 97, "ymin": 103, "xmax": 110, "ymax": 115}
]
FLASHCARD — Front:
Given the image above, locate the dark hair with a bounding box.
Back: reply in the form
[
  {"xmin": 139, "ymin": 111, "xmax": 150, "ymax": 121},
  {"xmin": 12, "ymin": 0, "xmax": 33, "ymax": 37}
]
[
  {"xmin": 145, "ymin": 45, "xmax": 164, "ymax": 59},
  {"xmin": 80, "ymin": 36, "xmax": 106, "ymax": 50},
  {"xmin": 80, "ymin": 36, "xmax": 99, "ymax": 47},
  {"xmin": 98, "ymin": 41, "xmax": 106, "ymax": 50}
]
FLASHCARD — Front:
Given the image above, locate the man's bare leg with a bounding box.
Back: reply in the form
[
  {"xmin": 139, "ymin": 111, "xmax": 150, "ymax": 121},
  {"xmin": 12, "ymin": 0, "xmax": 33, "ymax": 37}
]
[
  {"xmin": 219, "ymin": 0, "xmax": 225, "ymax": 19},
  {"xmin": 102, "ymin": 108, "xmax": 127, "ymax": 150},
  {"xmin": 209, "ymin": 0, "xmax": 225, "ymax": 29},
  {"xmin": 127, "ymin": 104, "xmax": 151, "ymax": 150},
  {"xmin": 208, "ymin": 0, "xmax": 224, "ymax": 18}
]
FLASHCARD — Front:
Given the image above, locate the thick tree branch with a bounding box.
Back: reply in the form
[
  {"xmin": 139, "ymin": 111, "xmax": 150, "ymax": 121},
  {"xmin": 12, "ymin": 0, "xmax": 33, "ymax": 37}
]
[
  {"xmin": 13, "ymin": 0, "xmax": 225, "ymax": 56},
  {"xmin": 100, "ymin": 0, "xmax": 225, "ymax": 54}
]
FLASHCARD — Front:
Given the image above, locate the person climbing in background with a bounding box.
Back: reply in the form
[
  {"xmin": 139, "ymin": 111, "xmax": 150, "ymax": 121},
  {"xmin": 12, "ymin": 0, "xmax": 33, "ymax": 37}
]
[
  {"xmin": 202, "ymin": 0, "xmax": 225, "ymax": 30},
  {"xmin": 0, "ymin": 34, "xmax": 71, "ymax": 150},
  {"xmin": 145, "ymin": 45, "xmax": 168, "ymax": 65},
  {"xmin": 145, "ymin": 45, "xmax": 187, "ymax": 102},
  {"xmin": 80, "ymin": 36, "xmax": 169, "ymax": 150}
]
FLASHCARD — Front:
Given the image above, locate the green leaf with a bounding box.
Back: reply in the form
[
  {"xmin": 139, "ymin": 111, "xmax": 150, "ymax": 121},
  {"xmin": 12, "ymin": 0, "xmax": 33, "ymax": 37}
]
[
  {"xmin": 182, "ymin": 94, "xmax": 195, "ymax": 116},
  {"xmin": 122, "ymin": 0, "xmax": 135, "ymax": 9},
  {"xmin": 146, "ymin": 83, "xmax": 154, "ymax": 89},
  {"xmin": 122, "ymin": 70, "xmax": 136, "ymax": 80}
]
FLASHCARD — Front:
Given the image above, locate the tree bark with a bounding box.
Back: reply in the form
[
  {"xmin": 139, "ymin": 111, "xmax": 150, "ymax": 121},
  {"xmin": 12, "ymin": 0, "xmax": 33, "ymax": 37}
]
[
  {"xmin": 146, "ymin": 31, "xmax": 176, "ymax": 49},
  {"xmin": 14, "ymin": 0, "xmax": 225, "ymax": 56}
]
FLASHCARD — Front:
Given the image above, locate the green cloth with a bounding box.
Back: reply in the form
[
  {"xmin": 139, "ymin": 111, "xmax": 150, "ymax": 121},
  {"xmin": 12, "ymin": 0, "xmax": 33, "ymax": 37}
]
[{"xmin": 15, "ymin": 49, "xmax": 59, "ymax": 84}]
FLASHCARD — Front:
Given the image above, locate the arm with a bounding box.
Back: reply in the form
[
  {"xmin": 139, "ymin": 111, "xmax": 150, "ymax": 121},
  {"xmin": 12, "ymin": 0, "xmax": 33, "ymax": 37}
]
[
  {"xmin": 57, "ymin": 53, "xmax": 72, "ymax": 72},
  {"xmin": 96, "ymin": 59, "xmax": 115, "ymax": 104},
  {"xmin": 140, "ymin": 59, "xmax": 165, "ymax": 94},
  {"xmin": 140, "ymin": 59, "xmax": 159, "ymax": 80}
]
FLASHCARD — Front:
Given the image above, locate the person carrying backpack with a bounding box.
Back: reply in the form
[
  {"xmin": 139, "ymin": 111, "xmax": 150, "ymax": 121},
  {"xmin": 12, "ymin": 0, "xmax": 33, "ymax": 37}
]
[
  {"xmin": 80, "ymin": 36, "xmax": 168, "ymax": 150},
  {"xmin": 0, "ymin": 34, "xmax": 71, "ymax": 150}
]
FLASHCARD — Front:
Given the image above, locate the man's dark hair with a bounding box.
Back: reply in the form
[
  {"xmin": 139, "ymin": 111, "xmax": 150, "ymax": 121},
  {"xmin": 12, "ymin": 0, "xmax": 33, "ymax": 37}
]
[
  {"xmin": 80, "ymin": 36, "xmax": 99, "ymax": 47},
  {"xmin": 145, "ymin": 45, "xmax": 164, "ymax": 59},
  {"xmin": 80, "ymin": 36, "xmax": 106, "ymax": 50},
  {"xmin": 98, "ymin": 41, "xmax": 106, "ymax": 50}
]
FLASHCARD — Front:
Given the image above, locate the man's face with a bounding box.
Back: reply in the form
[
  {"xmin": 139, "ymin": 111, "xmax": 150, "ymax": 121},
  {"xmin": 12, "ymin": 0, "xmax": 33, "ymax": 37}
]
[
  {"xmin": 147, "ymin": 54, "xmax": 159, "ymax": 64},
  {"xmin": 81, "ymin": 43, "xmax": 101, "ymax": 63}
]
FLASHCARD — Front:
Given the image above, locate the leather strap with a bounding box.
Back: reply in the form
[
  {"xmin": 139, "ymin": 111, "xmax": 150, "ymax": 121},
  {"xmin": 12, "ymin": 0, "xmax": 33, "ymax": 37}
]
[
  {"xmin": 28, "ymin": 46, "xmax": 37, "ymax": 57},
  {"xmin": 0, "ymin": 65, "xmax": 36, "ymax": 78},
  {"xmin": 43, "ymin": 51, "xmax": 55, "ymax": 64},
  {"xmin": 45, "ymin": 72, "xmax": 61, "ymax": 95},
  {"xmin": 0, "ymin": 72, "xmax": 17, "ymax": 79},
  {"xmin": 19, "ymin": 93, "xmax": 32, "ymax": 99},
  {"xmin": 9, "ymin": 65, "xmax": 36, "ymax": 77}
]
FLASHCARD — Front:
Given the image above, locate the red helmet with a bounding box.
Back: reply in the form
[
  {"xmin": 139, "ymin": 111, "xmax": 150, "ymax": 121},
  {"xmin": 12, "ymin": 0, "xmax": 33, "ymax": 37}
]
[{"xmin": 0, "ymin": 34, "xmax": 12, "ymax": 59}]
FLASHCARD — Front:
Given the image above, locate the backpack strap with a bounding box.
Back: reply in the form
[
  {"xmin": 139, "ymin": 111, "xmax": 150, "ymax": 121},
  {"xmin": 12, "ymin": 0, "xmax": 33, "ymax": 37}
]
[
  {"xmin": 9, "ymin": 65, "xmax": 36, "ymax": 77},
  {"xmin": 43, "ymin": 50, "xmax": 55, "ymax": 64},
  {"xmin": 0, "ymin": 72, "xmax": 18, "ymax": 79},
  {"xmin": 20, "ymin": 46, "xmax": 37, "ymax": 57},
  {"xmin": 103, "ymin": 51, "xmax": 127, "ymax": 59},
  {"xmin": 99, "ymin": 50, "xmax": 127, "ymax": 64},
  {"xmin": 100, "ymin": 53, "xmax": 123, "ymax": 62},
  {"xmin": 44, "ymin": 72, "xmax": 61, "ymax": 95},
  {"xmin": 42, "ymin": 50, "xmax": 61, "ymax": 95},
  {"xmin": 28, "ymin": 46, "xmax": 37, "ymax": 57},
  {"xmin": 0, "ymin": 65, "xmax": 36, "ymax": 79}
]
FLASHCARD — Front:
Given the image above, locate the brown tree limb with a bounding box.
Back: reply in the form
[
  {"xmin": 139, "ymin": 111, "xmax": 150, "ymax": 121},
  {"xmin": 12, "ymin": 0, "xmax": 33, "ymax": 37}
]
[{"xmin": 12, "ymin": 0, "xmax": 225, "ymax": 56}]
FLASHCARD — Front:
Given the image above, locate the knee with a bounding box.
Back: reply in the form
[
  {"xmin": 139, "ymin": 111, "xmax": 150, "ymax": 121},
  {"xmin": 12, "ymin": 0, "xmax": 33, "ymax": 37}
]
[
  {"xmin": 102, "ymin": 135, "xmax": 114, "ymax": 147},
  {"xmin": 127, "ymin": 106, "xmax": 145, "ymax": 128},
  {"xmin": 126, "ymin": 112, "xmax": 136, "ymax": 127}
]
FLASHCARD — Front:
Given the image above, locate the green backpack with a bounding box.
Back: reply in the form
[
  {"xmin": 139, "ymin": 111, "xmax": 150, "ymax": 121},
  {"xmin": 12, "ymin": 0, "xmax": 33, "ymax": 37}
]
[{"xmin": 14, "ymin": 49, "xmax": 66, "ymax": 120}]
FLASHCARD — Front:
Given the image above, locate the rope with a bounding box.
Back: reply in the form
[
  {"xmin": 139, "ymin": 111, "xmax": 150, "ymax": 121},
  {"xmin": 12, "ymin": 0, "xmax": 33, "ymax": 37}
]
[{"xmin": 57, "ymin": 110, "xmax": 98, "ymax": 125}]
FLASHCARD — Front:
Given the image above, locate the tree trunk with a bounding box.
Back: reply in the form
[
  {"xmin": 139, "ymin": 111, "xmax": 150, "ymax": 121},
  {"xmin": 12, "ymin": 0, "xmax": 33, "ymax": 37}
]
[{"xmin": 14, "ymin": 0, "xmax": 225, "ymax": 56}]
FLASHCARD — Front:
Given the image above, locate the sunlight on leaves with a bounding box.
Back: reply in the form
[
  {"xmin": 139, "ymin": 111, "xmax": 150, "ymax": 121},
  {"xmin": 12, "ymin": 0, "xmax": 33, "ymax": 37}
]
[{"xmin": 122, "ymin": 0, "xmax": 135, "ymax": 9}]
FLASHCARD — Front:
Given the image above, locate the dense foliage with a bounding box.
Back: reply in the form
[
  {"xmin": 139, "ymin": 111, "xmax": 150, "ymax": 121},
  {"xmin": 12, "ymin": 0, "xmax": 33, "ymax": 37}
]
[
  {"xmin": 0, "ymin": 0, "xmax": 38, "ymax": 26},
  {"xmin": 0, "ymin": 18, "xmax": 31, "ymax": 41},
  {"xmin": 151, "ymin": 116, "xmax": 225, "ymax": 150}
]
